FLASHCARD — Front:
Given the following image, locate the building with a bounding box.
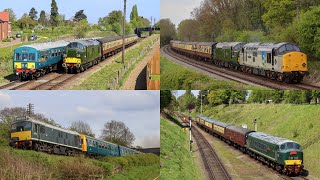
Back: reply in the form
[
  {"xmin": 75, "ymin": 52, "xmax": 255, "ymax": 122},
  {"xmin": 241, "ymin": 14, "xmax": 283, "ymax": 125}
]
[{"xmin": 0, "ymin": 12, "xmax": 11, "ymax": 40}]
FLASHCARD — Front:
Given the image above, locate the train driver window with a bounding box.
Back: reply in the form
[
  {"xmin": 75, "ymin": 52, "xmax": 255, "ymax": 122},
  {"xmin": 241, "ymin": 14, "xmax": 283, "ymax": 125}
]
[
  {"xmin": 40, "ymin": 126, "xmax": 45, "ymax": 134},
  {"xmin": 16, "ymin": 53, "xmax": 21, "ymax": 61},
  {"xmin": 29, "ymin": 53, "xmax": 35, "ymax": 61},
  {"xmin": 22, "ymin": 53, "xmax": 28, "ymax": 60}
]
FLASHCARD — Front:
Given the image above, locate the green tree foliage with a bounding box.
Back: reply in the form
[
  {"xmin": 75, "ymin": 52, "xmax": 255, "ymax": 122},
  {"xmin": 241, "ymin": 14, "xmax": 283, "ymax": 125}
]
[
  {"xmin": 38, "ymin": 10, "xmax": 48, "ymax": 26},
  {"xmin": 312, "ymin": 90, "xmax": 320, "ymax": 104},
  {"xmin": 196, "ymin": 90, "xmax": 209, "ymax": 112},
  {"xmin": 130, "ymin": 5, "xmax": 139, "ymax": 27},
  {"xmin": 50, "ymin": 0, "xmax": 59, "ymax": 27},
  {"xmin": 160, "ymin": 19, "xmax": 176, "ymax": 47},
  {"xmin": 249, "ymin": 90, "xmax": 285, "ymax": 103},
  {"xmin": 29, "ymin": 7, "xmax": 38, "ymax": 20},
  {"xmin": 177, "ymin": 19, "xmax": 199, "ymax": 41},
  {"xmin": 73, "ymin": 10, "xmax": 87, "ymax": 22},
  {"xmin": 17, "ymin": 17, "xmax": 38, "ymax": 30},
  {"xmin": 3, "ymin": 8, "xmax": 16, "ymax": 22},
  {"xmin": 74, "ymin": 19, "xmax": 90, "ymax": 38},
  {"xmin": 98, "ymin": 10, "xmax": 122, "ymax": 34},
  {"xmin": 208, "ymin": 90, "xmax": 246, "ymax": 105},
  {"xmin": 284, "ymin": 90, "xmax": 305, "ymax": 104},
  {"xmin": 160, "ymin": 90, "xmax": 173, "ymax": 111},
  {"xmin": 177, "ymin": 90, "xmax": 197, "ymax": 112}
]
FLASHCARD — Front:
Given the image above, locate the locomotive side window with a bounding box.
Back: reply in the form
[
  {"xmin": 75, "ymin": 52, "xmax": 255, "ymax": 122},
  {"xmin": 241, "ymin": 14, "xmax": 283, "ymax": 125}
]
[
  {"xmin": 267, "ymin": 53, "xmax": 271, "ymax": 63},
  {"xmin": 22, "ymin": 53, "xmax": 28, "ymax": 60},
  {"xmin": 40, "ymin": 126, "xmax": 45, "ymax": 133},
  {"xmin": 29, "ymin": 53, "xmax": 35, "ymax": 61}
]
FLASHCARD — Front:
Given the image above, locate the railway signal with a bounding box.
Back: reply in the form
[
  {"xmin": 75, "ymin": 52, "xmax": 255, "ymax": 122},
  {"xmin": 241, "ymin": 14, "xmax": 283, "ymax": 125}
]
[
  {"xmin": 26, "ymin": 103, "xmax": 34, "ymax": 116},
  {"xmin": 189, "ymin": 117, "xmax": 193, "ymax": 152}
]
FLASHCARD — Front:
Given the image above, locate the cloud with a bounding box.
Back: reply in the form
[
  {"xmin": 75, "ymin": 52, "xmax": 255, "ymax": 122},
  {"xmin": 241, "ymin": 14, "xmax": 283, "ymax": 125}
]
[
  {"xmin": 134, "ymin": 132, "xmax": 160, "ymax": 148},
  {"xmin": 0, "ymin": 92, "xmax": 11, "ymax": 107}
]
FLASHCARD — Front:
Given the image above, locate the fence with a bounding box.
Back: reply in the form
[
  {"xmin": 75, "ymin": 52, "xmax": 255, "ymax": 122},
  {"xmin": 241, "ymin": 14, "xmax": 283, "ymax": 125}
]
[{"xmin": 107, "ymin": 36, "xmax": 160, "ymax": 90}]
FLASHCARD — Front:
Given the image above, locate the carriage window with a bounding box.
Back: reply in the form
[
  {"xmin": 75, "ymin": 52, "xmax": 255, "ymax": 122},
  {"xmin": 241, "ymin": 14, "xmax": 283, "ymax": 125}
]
[
  {"xmin": 16, "ymin": 53, "xmax": 21, "ymax": 61},
  {"xmin": 253, "ymin": 52, "xmax": 257, "ymax": 57},
  {"xmin": 29, "ymin": 53, "xmax": 35, "ymax": 61},
  {"xmin": 52, "ymin": 52, "xmax": 55, "ymax": 57}
]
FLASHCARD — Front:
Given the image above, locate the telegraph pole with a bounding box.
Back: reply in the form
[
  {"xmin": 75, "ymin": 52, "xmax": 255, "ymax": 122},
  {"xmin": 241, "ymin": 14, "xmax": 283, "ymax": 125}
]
[
  {"xmin": 122, "ymin": 0, "xmax": 127, "ymax": 64},
  {"xmin": 26, "ymin": 103, "xmax": 34, "ymax": 116}
]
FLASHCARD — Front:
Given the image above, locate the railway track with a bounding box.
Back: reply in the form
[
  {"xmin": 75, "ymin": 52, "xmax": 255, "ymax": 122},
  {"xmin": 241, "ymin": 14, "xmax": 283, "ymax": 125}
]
[
  {"xmin": 162, "ymin": 46, "xmax": 320, "ymax": 90},
  {"xmin": 192, "ymin": 125, "xmax": 231, "ymax": 180}
]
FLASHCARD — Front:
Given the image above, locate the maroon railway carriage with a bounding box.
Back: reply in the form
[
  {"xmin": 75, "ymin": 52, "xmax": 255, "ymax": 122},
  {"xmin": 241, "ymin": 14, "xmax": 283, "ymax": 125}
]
[{"xmin": 225, "ymin": 125, "xmax": 255, "ymax": 152}]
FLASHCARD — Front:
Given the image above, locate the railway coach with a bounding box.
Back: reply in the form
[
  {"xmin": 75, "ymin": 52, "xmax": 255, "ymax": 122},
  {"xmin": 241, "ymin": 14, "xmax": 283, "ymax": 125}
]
[{"xmin": 13, "ymin": 41, "xmax": 69, "ymax": 81}]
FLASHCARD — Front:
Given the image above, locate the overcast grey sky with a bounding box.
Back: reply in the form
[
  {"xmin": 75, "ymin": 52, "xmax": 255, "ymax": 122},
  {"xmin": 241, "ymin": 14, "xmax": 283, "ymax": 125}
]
[
  {"xmin": 0, "ymin": 91, "xmax": 160, "ymax": 148},
  {"xmin": 161, "ymin": 0, "xmax": 202, "ymax": 26}
]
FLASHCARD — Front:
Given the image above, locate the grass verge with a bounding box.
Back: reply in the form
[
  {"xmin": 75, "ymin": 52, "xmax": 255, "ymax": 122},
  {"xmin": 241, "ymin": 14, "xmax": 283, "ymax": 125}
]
[
  {"xmin": 160, "ymin": 56, "xmax": 260, "ymax": 90},
  {"xmin": 160, "ymin": 117, "xmax": 203, "ymax": 180}
]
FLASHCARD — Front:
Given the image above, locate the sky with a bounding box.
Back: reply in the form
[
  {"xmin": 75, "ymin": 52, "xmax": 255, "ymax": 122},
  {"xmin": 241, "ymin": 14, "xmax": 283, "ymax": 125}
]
[
  {"xmin": 161, "ymin": 0, "xmax": 202, "ymax": 26},
  {"xmin": 174, "ymin": 90, "xmax": 199, "ymax": 98},
  {"xmin": 0, "ymin": 0, "xmax": 160, "ymax": 24},
  {"xmin": 0, "ymin": 91, "xmax": 160, "ymax": 148}
]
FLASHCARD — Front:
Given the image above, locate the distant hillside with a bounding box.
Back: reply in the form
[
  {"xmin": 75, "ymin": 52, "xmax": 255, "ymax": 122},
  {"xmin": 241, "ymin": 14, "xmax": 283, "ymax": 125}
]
[
  {"xmin": 160, "ymin": 116, "xmax": 203, "ymax": 180},
  {"xmin": 0, "ymin": 145, "xmax": 159, "ymax": 179},
  {"xmin": 200, "ymin": 104, "xmax": 320, "ymax": 178}
]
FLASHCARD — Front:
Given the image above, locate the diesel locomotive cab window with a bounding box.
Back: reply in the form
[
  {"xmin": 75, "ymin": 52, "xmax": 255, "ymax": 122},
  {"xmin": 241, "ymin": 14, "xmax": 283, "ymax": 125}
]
[
  {"xmin": 11, "ymin": 121, "xmax": 32, "ymax": 132},
  {"xmin": 22, "ymin": 53, "xmax": 28, "ymax": 60},
  {"xmin": 29, "ymin": 53, "xmax": 35, "ymax": 61},
  {"xmin": 15, "ymin": 53, "xmax": 21, "ymax": 61}
]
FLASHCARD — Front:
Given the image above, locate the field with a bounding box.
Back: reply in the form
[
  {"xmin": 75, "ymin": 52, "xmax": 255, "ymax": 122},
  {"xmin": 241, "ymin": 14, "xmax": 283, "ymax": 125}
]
[
  {"xmin": 71, "ymin": 34, "xmax": 159, "ymax": 90},
  {"xmin": 160, "ymin": 56, "xmax": 260, "ymax": 90},
  {"xmin": 198, "ymin": 104, "xmax": 320, "ymax": 178},
  {"xmin": 0, "ymin": 145, "xmax": 159, "ymax": 179},
  {"xmin": 160, "ymin": 117, "xmax": 203, "ymax": 180}
]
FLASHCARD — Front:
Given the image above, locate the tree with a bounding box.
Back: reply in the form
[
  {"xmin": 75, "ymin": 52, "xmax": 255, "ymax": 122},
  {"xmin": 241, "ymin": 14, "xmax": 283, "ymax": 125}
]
[
  {"xmin": 69, "ymin": 120, "xmax": 95, "ymax": 137},
  {"xmin": 17, "ymin": 17, "xmax": 38, "ymax": 30},
  {"xmin": 160, "ymin": 90, "xmax": 173, "ymax": 111},
  {"xmin": 74, "ymin": 19, "xmax": 89, "ymax": 38},
  {"xmin": 98, "ymin": 10, "xmax": 123, "ymax": 34},
  {"xmin": 100, "ymin": 120, "xmax": 135, "ymax": 147},
  {"xmin": 177, "ymin": 19, "xmax": 199, "ymax": 41},
  {"xmin": 160, "ymin": 18, "xmax": 176, "ymax": 47},
  {"xmin": 130, "ymin": 5, "xmax": 139, "ymax": 27},
  {"xmin": 312, "ymin": 90, "xmax": 320, "ymax": 104},
  {"xmin": 208, "ymin": 90, "xmax": 232, "ymax": 105},
  {"xmin": 73, "ymin": 10, "xmax": 87, "ymax": 22},
  {"xmin": 3, "ymin": 8, "xmax": 16, "ymax": 22},
  {"xmin": 50, "ymin": 0, "xmax": 59, "ymax": 27},
  {"xmin": 38, "ymin": 10, "xmax": 48, "ymax": 26},
  {"xmin": 177, "ymin": 90, "xmax": 197, "ymax": 112},
  {"xmin": 29, "ymin": 7, "xmax": 38, "ymax": 20}
]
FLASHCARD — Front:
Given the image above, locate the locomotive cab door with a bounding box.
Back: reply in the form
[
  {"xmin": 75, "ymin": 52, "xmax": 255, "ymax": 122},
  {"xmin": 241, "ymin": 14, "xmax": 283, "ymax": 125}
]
[
  {"xmin": 271, "ymin": 49, "xmax": 275, "ymax": 70},
  {"xmin": 33, "ymin": 123, "xmax": 40, "ymax": 140}
]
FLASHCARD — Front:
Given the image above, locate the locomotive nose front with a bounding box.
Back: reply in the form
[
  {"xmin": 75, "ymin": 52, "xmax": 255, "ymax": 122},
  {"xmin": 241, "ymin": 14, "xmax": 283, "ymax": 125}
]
[{"xmin": 282, "ymin": 52, "xmax": 308, "ymax": 72}]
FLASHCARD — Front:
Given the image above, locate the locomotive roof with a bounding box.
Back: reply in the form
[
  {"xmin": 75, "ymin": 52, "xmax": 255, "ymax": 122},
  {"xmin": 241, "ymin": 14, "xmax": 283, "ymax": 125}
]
[
  {"xmin": 248, "ymin": 132, "xmax": 298, "ymax": 145},
  {"xmin": 244, "ymin": 42, "xmax": 299, "ymax": 51},
  {"xmin": 18, "ymin": 41, "xmax": 70, "ymax": 51},
  {"xmin": 216, "ymin": 42, "xmax": 244, "ymax": 48},
  {"xmin": 13, "ymin": 116, "xmax": 80, "ymax": 135},
  {"xmin": 69, "ymin": 39, "xmax": 100, "ymax": 46},
  {"xmin": 226, "ymin": 125, "xmax": 254, "ymax": 135}
]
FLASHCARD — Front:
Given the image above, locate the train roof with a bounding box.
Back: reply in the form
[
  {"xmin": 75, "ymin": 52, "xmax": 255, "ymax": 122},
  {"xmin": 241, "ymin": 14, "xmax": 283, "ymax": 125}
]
[
  {"xmin": 244, "ymin": 42, "xmax": 300, "ymax": 52},
  {"xmin": 216, "ymin": 42, "xmax": 245, "ymax": 48},
  {"xmin": 196, "ymin": 42, "xmax": 217, "ymax": 46},
  {"xmin": 197, "ymin": 115, "xmax": 230, "ymax": 127},
  {"xmin": 17, "ymin": 41, "xmax": 69, "ymax": 51},
  {"xmin": 226, "ymin": 125, "xmax": 255, "ymax": 135},
  {"xmin": 248, "ymin": 132, "xmax": 298, "ymax": 145},
  {"xmin": 13, "ymin": 116, "xmax": 80, "ymax": 135},
  {"xmin": 69, "ymin": 39, "xmax": 100, "ymax": 46},
  {"xmin": 97, "ymin": 34, "xmax": 137, "ymax": 43},
  {"xmin": 85, "ymin": 135, "xmax": 119, "ymax": 147}
]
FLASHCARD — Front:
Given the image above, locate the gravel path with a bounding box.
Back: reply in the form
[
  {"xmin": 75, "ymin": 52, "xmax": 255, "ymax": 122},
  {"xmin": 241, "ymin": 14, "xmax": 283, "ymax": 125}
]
[{"xmin": 121, "ymin": 42, "xmax": 160, "ymax": 90}]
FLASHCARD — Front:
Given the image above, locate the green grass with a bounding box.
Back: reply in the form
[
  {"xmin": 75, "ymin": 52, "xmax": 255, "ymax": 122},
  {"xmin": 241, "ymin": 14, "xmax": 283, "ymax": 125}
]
[
  {"xmin": 111, "ymin": 164, "xmax": 159, "ymax": 180},
  {"xmin": 160, "ymin": 117, "xmax": 203, "ymax": 180},
  {"xmin": 160, "ymin": 56, "xmax": 261, "ymax": 90},
  {"xmin": 199, "ymin": 104, "xmax": 320, "ymax": 178},
  {"xmin": 71, "ymin": 34, "xmax": 159, "ymax": 90},
  {"xmin": 0, "ymin": 145, "xmax": 159, "ymax": 179}
]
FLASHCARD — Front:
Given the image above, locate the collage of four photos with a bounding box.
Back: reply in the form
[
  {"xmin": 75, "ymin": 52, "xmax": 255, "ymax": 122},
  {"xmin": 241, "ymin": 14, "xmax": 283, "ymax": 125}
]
[{"xmin": 0, "ymin": 0, "xmax": 319, "ymax": 179}]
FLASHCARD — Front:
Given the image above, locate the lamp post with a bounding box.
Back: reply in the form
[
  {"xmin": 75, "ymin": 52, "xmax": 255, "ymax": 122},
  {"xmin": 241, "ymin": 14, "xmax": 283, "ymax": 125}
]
[
  {"xmin": 122, "ymin": 0, "xmax": 126, "ymax": 64},
  {"xmin": 200, "ymin": 94, "xmax": 205, "ymax": 114}
]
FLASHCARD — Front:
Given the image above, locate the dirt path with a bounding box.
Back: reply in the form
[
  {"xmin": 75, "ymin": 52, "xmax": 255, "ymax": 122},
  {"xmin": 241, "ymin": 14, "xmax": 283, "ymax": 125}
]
[
  {"xmin": 121, "ymin": 42, "xmax": 160, "ymax": 90},
  {"xmin": 0, "ymin": 39, "xmax": 23, "ymax": 48}
]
